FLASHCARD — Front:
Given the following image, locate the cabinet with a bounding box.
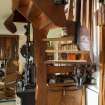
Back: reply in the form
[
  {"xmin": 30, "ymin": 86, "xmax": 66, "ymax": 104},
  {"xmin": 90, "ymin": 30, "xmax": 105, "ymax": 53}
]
[
  {"xmin": 48, "ymin": 89, "xmax": 83, "ymax": 105},
  {"xmin": 43, "ymin": 36, "xmax": 89, "ymax": 105}
]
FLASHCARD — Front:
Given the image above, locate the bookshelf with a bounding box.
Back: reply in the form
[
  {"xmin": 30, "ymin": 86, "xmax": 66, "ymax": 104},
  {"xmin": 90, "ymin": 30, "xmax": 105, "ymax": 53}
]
[{"xmin": 43, "ymin": 36, "xmax": 90, "ymax": 89}]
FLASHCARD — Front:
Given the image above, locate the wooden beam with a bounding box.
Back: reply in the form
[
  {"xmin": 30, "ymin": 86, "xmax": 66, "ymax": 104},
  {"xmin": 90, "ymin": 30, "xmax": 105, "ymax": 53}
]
[
  {"xmin": 33, "ymin": 28, "xmax": 48, "ymax": 105},
  {"xmin": 35, "ymin": 0, "xmax": 66, "ymax": 26},
  {"xmin": 12, "ymin": 0, "xmax": 20, "ymax": 10},
  {"xmin": 16, "ymin": 0, "xmax": 67, "ymax": 26},
  {"xmin": 31, "ymin": 12, "xmax": 52, "ymax": 30},
  {"xmin": 75, "ymin": 0, "xmax": 81, "ymax": 43}
]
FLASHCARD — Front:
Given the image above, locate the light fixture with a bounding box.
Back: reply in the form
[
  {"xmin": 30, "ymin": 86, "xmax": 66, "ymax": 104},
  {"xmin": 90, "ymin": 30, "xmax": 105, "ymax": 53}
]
[
  {"xmin": 99, "ymin": 0, "xmax": 104, "ymax": 3},
  {"xmin": 54, "ymin": 0, "xmax": 68, "ymax": 5}
]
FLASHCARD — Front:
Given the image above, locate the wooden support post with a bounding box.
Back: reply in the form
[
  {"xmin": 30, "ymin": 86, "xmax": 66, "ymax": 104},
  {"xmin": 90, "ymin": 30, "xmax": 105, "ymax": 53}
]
[{"xmin": 33, "ymin": 27, "xmax": 48, "ymax": 105}]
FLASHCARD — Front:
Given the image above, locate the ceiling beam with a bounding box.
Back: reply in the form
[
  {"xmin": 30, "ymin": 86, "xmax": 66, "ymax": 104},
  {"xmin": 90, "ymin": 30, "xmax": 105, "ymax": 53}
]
[{"xmin": 15, "ymin": 0, "xmax": 67, "ymax": 27}]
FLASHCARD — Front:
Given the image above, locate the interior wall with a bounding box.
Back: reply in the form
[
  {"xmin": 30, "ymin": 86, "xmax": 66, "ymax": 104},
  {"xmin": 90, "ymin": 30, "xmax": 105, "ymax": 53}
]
[
  {"xmin": 0, "ymin": 0, "xmax": 26, "ymax": 35},
  {"xmin": 0, "ymin": 0, "xmax": 12, "ymax": 20},
  {"xmin": 0, "ymin": 100, "xmax": 16, "ymax": 105}
]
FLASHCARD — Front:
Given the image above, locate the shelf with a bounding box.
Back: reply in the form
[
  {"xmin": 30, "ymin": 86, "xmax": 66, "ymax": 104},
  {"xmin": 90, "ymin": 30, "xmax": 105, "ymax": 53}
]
[
  {"xmin": 43, "ymin": 37, "xmax": 73, "ymax": 42},
  {"xmin": 47, "ymin": 82, "xmax": 75, "ymax": 88},
  {"xmin": 45, "ymin": 60, "xmax": 87, "ymax": 64},
  {"xmin": 47, "ymin": 65, "xmax": 74, "ymax": 74},
  {"xmin": 47, "ymin": 83, "xmax": 83, "ymax": 91},
  {"xmin": 45, "ymin": 50, "xmax": 89, "ymax": 54}
]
